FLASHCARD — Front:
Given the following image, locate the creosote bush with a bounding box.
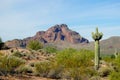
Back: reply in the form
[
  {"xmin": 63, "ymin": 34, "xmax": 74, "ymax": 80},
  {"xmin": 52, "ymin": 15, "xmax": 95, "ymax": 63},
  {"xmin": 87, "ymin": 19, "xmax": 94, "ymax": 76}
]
[
  {"xmin": 98, "ymin": 67, "xmax": 111, "ymax": 77},
  {"xmin": 12, "ymin": 51, "xmax": 23, "ymax": 57},
  {"xmin": 33, "ymin": 48, "xmax": 96, "ymax": 79},
  {"xmin": 44, "ymin": 46, "xmax": 57, "ymax": 53},
  {"xmin": 102, "ymin": 54, "xmax": 115, "ymax": 63},
  {"xmin": 54, "ymin": 48, "xmax": 95, "ymax": 79},
  {"xmin": 108, "ymin": 55, "xmax": 120, "ymax": 80},
  {"xmin": 34, "ymin": 61, "xmax": 50, "ymax": 77},
  {"xmin": 16, "ymin": 65, "xmax": 33, "ymax": 74},
  {"xmin": 109, "ymin": 71, "xmax": 120, "ymax": 80},
  {"xmin": 27, "ymin": 40, "xmax": 43, "ymax": 50},
  {"xmin": 0, "ymin": 55, "xmax": 26, "ymax": 75},
  {"xmin": 55, "ymin": 48, "xmax": 94, "ymax": 68}
]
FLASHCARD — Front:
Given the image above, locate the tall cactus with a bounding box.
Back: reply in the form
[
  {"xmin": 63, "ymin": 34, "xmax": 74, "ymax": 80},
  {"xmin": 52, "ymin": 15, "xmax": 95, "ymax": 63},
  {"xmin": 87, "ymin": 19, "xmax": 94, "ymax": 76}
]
[{"xmin": 92, "ymin": 27, "xmax": 103, "ymax": 70}]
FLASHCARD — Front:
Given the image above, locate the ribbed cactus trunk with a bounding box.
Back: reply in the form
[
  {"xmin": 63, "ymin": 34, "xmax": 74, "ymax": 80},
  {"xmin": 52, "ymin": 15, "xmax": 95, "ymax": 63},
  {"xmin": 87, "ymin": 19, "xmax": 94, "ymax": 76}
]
[
  {"xmin": 92, "ymin": 27, "xmax": 103, "ymax": 70},
  {"xmin": 95, "ymin": 40, "xmax": 100, "ymax": 70}
]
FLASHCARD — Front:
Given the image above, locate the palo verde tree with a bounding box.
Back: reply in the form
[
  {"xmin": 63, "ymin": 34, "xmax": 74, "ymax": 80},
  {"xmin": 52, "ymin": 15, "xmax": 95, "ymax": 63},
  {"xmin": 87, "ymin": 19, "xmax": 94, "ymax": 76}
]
[
  {"xmin": 27, "ymin": 40, "xmax": 43, "ymax": 50},
  {"xmin": 92, "ymin": 27, "xmax": 103, "ymax": 70}
]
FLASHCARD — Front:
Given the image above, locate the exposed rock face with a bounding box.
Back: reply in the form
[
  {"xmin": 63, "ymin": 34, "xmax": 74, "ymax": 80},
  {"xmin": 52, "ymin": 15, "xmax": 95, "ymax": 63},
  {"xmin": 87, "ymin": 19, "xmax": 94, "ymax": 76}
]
[{"xmin": 5, "ymin": 24, "xmax": 89, "ymax": 48}]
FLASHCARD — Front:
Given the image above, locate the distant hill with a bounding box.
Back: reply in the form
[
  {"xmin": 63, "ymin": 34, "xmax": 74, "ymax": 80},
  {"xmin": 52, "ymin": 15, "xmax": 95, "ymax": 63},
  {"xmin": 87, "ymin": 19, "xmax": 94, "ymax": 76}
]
[
  {"xmin": 47, "ymin": 36, "xmax": 120, "ymax": 54},
  {"xmin": 81, "ymin": 36, "xmax": 120, "ymax": 54},
  {"xmin": 5, "ymin": 24, "xmax": 89, "ymax": 48},
  {"xmin": 100, "ymin": 36, "xmax": 120, "ymax": 54}
]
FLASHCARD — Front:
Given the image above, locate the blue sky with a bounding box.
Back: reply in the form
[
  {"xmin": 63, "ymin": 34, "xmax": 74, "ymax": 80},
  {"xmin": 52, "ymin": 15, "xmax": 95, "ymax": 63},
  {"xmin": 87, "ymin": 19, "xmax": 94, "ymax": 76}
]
[{"xmin": 0, "ymin": 0, "xmax": 120, "ymax": 41}]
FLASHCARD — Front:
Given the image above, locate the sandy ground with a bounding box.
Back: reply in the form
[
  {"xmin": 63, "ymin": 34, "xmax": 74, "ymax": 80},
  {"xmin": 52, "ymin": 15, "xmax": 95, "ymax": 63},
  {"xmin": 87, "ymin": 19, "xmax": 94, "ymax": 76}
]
[{"xmin": 0, "ymin": 75, "xmax": 55, "ymax": 80}]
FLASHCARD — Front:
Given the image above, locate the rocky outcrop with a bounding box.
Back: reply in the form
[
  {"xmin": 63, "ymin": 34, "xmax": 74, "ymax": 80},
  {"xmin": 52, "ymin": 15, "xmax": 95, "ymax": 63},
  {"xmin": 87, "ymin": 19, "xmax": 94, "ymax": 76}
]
[{"xmin": 5, "ymin": 24, "xmax": 89, "ymax": 48}]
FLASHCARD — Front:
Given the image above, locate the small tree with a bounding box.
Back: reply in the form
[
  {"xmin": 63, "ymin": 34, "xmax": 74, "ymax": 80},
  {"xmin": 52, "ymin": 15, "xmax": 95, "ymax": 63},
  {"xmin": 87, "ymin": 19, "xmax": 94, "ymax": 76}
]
[
  {"xmin": 92, "ymin": 27, "xmax": 103, "ymax": 70},
  {"xmin": 0, "ymin": 37, "xmax": 4, "ymax": 50},
  {"xmin": 27, "ymin": 40, "xmax": 43, "ymax": 50}
]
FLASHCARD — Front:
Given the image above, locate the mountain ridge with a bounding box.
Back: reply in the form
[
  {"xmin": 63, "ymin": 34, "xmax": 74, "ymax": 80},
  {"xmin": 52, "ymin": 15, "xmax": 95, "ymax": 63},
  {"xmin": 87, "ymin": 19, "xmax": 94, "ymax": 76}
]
[{"xmin": 5, "ymin": 24, "xmax": 89, "ymax": 48}]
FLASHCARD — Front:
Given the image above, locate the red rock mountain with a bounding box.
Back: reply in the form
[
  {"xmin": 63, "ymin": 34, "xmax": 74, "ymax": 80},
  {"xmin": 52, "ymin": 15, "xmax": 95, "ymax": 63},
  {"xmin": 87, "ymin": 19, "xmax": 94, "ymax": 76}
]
[{"xmin": 6, "ymin": 24, "xmax": 89, "ymax": 48}]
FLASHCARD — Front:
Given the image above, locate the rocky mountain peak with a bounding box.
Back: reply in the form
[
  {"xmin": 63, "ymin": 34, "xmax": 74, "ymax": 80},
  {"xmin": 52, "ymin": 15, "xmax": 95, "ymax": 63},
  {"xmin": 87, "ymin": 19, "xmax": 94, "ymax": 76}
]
[
  {"xmin": 47, "ymin": 24, "xmax": 68, "ymax": 32},
  {"xmin": 5, "ymin": 24, "xmax": 89, "ymax": 48}
]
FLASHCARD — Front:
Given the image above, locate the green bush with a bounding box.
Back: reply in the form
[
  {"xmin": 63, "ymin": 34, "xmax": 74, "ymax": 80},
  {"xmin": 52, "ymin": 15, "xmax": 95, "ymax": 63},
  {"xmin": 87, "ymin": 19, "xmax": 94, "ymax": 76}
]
[
  {"xmin": 12, "ymin": 51, "xmax": 23, "ymax": 57},
  {"xmin": 98, "ymin": 67, "xmax": 111, "ymax": 77},
  {"xmin": 0, "ymin": 37, "xmax": 4, "ymax": 50},
  {"xmin": 114, "ymin": 55, "xmax": 120, "ymax": 67},
  {"xmin": 47, "ymin": 65, "xmax": 63, "ymax": 79},
  {"xmin": 102, "ymin": 55, "xmax": 115, "ymax": 62},
  {"xmin": 0, "ymin": 55, "xmax": 25, "ymax": 75},
  {"xmin": 27, "ymin": 40, "xmax": 43, "ymax": 50},
  {"xmin": 55, "ymin": 49, "xmax": 94, "ymax": 68},
  {"xmin": 110, "ymin": 55, "xmax": 120, "ymax": 72},
  {"xmin": 44, "ymin": 46, "xmax": 57, "ymax": 53},
  {"xmin": 109, "ymin": 55, "xmax": 120, "ymax": 80},
  {"xmin": 34, "ymin": 61, "xmax": 50, "ymax": 77},
  {"xmin": 51, "ymin": 48, "xmax": 95, "ymax": 79},
  {"xmin": 31, "ymin": 48, "xmax": 96, "ymax": 79},
  {"xmin": 16, "ymin": 65, "xmax": 33, "ymax": 74},
  {"xmin": 109, "ymin": 71, "xmax": 120, "ymax": 80}
]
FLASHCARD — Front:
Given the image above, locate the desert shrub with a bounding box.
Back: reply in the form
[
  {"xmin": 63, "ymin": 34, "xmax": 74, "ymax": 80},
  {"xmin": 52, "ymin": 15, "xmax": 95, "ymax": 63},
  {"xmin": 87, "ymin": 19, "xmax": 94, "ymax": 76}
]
[
  {"xmin": 47, "ymin": 65, "xmax": 63, "ymax": 79},
  {"xmin": 50, "ymin": 48, "xmax": 95, "ymax": 79},
  {"xmin": 98, "ymin": 67, "xmax": 111, "ymax": 77},
  {"xmin": 110, "ymin": 54, "xmax": 116, "ymax": 59},
  {"xmin": 32, "ymin": 48, "xmax": 95, "ymax": 79},
  {"xmin": 22, "ymin": 52, "xmax": 36, "ymax": 60},
  {"xmin": 27, "ymin": 40, "xmax": 43, "ymax": 50},
  {"xmin": 109, "ymin": 55, "xmax": 120, "ymax": 80},
  {"xmin": 34, "ymin": 61, "xmax": 50, "ymax": 77},
  {"xmin": 0, "ymin": 52, "xmax": 4, "ymax": 56},
  {"xmin": 16, "ymin": 65, "xmax": 33, "ymax": 74},
  {"xmin": 110, "ymin": 55, "xmax": 120, "ymax": 72},
  {"xmin": 29, "ymin": 62, "xmax": 35, "ymax": 67},
  {"xmin": 0, "ymin": 37, "xmax": 4, "ymax": 50},
  {"xmin": 109, "ymin": 71, "xmax": 120, "ymax": 80},
  {"xmin": 55, "ymin": 48, "xmax": 94, "ymax": 68},
  {"xmin": 12, "ymin": 51, "xmax": 35, "ymax": 60},
  {"xmin": 114, "ymin": 55, "xmax": 120, "ymax": 67},
  {"xmin": 65, "ymin": 67, "xmax": 97, "ymax": 80},
  {"xmin": 0, "ymin": 55, "xmax": 25, "ymax": 75},
  {"xmin": 44, "ymin": 46, "xmax": 57, "ymax": 53},
  {"xmin": 102, "ymin": 54, "xmax": 115, "ymax": 62},
  {"xmin": 12, "ymin": 51, "xmax": 23, "ymax": 57}
]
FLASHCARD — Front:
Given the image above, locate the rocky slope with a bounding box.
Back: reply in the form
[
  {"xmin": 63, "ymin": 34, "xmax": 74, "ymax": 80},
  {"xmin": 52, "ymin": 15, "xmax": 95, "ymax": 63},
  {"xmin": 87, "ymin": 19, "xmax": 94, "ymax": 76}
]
[{"xmin": 5, "ymin": 24, "xmax": 89, "ymax": 48}]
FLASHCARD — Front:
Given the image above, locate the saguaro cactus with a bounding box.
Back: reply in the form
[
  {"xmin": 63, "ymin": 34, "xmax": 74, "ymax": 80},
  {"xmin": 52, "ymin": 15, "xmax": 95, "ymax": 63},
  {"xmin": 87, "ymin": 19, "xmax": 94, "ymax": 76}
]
[{"xmin": 92, "ymin": 27, "xmax": 103, "ymax": 70}]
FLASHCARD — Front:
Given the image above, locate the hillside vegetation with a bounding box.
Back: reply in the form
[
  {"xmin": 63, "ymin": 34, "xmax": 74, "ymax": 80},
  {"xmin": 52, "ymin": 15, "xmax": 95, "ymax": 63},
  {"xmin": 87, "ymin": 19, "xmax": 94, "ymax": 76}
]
[{"xmin": 0, "ymin": 42, "xmax": 120, "ymax": 80}]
